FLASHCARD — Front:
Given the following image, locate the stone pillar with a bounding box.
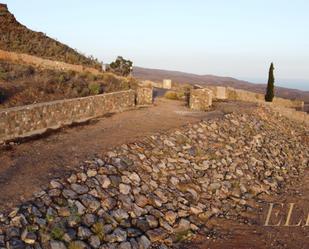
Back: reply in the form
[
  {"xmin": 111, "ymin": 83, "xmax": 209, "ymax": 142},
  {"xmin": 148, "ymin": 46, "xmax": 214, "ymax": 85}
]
[
  {"xmin": 189, "ymin": 88, "xmax": 212, "ymax": 111},
  {"xmin": 162, "ymin": 79, "xmax": 172, "ymax": 89},
  {"xmin": 136, "ymin": 87, "xmax": 153, "ymax": 105}
]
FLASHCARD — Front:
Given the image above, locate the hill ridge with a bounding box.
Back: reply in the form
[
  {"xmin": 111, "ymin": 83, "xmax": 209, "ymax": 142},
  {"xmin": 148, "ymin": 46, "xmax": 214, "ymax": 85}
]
[
  {"xmin": 133, "ymin": 66, "xmax": 309, "ymax": 104},
  {"xmin": 0, "ymin": 3, "xmax": 101, "ymax": 69}
]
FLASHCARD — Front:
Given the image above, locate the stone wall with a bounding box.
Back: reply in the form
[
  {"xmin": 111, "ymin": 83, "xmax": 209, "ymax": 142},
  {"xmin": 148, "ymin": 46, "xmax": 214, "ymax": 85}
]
[
  {"xmin": 0, "ymin": 90, "xmax": 139, "ymax": 143},
  {"xmin": 259, "ymin": 103, "xmax": 309, "ymax": 125},
  {"xmin": 189, "ymin": 88, "xmax": 212, "ymax": 111},
  {"xmin": 0, "ymin": 49, "xmax": 102, "ymax": 75},
  {"xmin": 136, "ymin": 87, "xmax": 153, "ymax": 105},
  {"xmin": 208, "ymin": 86, "xmax": 304, "ymax": 109}
]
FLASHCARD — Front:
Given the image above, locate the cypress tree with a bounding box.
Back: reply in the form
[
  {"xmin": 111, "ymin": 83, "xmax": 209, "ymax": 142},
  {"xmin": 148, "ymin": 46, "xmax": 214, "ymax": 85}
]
[{"xmin": 265, "ymin": 62, "xmax": 275, "ymax": 102}]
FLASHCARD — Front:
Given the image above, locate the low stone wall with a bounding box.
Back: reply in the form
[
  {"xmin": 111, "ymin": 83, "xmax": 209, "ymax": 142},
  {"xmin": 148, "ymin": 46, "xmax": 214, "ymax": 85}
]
[
  {"xmin": 261, "ymin": 104, "xmax": 309, "ymax": 125},
  {"xmin": 208, "ymin": 86, "xmax": 304, "ymax": 109},
  {"xmin": 0, "ymin": 49, "xmax": 102, "ymax": 75},
  {"xmin": 136, "ymin": 87, "xmax": 153, "ymax": 105},
  {"xmin": 0, "ymin": 90, "xmax": 138, "ymax": 143},
  {"xmin": 140, "ymin": 80, "xmax": 173, "ymax": 90},
  {"xmin": 206, "ymin": 86, "xmax": 227, "ymax": 100},
  {"xmin": 189, "ymin": 88, "xmax": 212, "ymax": 111}
]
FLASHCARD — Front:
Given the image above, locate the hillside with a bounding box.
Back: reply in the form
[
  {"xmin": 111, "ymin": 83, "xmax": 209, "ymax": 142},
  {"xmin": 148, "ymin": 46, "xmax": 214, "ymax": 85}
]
[
  {"xmin": 0, "ymin": 61, "xmax": 137, "ymax": 108},
  {"xmin": 133, "ymin": 66, "xmax": 309, "ymax": 105},
  {"xmin": 0, "ymin": 3, "xmax": 101, "ymax": 69}
]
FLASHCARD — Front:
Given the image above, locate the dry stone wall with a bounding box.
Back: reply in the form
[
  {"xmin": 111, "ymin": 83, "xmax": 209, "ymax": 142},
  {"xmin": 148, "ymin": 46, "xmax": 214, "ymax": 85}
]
[
  {"xmin": 0, "ymin": 90, "xmax": 144, "ymax": 143},
  {"xmin": 220, "ymin": 86, "xmax": 304, "ymax": 109}
]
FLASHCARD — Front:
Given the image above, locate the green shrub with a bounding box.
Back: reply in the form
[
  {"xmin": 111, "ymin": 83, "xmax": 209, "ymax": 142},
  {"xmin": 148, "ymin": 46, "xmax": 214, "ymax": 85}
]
[
  {"xmin": 92, "ymin": 222, "xmax": 104, "ymax": 241},
  {"xmin": 164, "ymin": 91, "xmax": 184, "ymax": 100},
  {"xmin": 88, "ymin": 83, "xmax": 100, "ymax": 95},
  {"xmin": 50, "ymin": 225, "xmax": 65, "ymax": 240}
]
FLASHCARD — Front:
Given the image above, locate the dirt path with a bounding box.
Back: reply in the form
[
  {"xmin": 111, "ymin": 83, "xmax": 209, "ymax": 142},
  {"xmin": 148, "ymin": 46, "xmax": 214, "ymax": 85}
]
[
  {"xmin": 179, "ymin": 169, "xmax": 309, "ymax": 249},
  {"xmin": 1, "ymin": 98, "xmax": 254, "ymax": 211}
]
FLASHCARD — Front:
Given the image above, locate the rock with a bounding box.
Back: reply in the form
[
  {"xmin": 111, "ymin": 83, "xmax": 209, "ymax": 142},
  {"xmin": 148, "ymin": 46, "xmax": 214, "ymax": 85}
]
[
  {"xmin": 58, "ymin": 207, "xmax": 71, "ymax": 217},
  {"xmin": 136, "ymin": 218, "xmax": 150, "ymax": 232},
  {"xmin": 67, "ymin": 174, "xmax": 77, "ymax": 184},
  {"xmin": 170, "ymin": 177, "xmax": 179, "ymax": 185},
  {"xmin": 71, "ymin": 184, "xmax": 89, "ymax": 195},
  {"xmin": 119, "ymin": 184, "xmax": 131, "ymax": 195},
  {"xmin": 134, "ymin": 194, "xmax": 148, "ymax": 207},
  {"xmin": 6, "ymin": 227, "xmax": 20, "ymax": 239},
  {"xmin": 112, "ymin": 209, "xmax": 129, "ymax": 222},
  {"xmin": 74, "ymin": 201, "xmax": 86, "ymax": 215},
  {"xmin": 50, "ymin": 240, "xmax": 67, "ymax": 249},
  {"xmin": 78, "ymin": 226, "xmax": 92, "ymax": 240},
  {"xmin": 146, "ymin": 228, "xmax": 167, "ymax": 242},
  {"xmin": 83, "ymin": 214, "xmax": 96, "ymax": 227},
  {"xmin": 154, "ymin": 190, "xmax": 168, "ymax": 203},
  {"xmin": 118, "ymin": 242, "xmax": 132, "ymax": 249},
  {"xmin": 175, "ymin": 219, "xmax": 191, "ymax": 232},
  {"xmin": 145, "ymin": 215, "xmax": 158, "ymax": 228},
  {"xmin": 128, "ymin": 173, "xmax": 141, "ymax": 184},
  {"xmin": 7, "ymin": 238, "xmax": 25, "ymax": 249},
  {"xmin": 96, "ymin": 175, "xmax": 111, "ymax": 189},
  {"xmin": 21, "ymin": 229, "xmax": 37, "ymax": 244},
  {"xmin": 87, "ymin": 169, "xmax": 97, "ymax": 177},
  {"xmin": 50, "ymin": 180, "xmax": 63, "ymax": 189},
  {"xmin": 209, "ymin": 182, "xmax": 221, "ymax": 191},
  {"xmin": 137, "ymin": 235, "xmax": 151, "ymax": 249},
  {"xmin": 127, "ymin": 228, "xmax": 142, "ymax": 238},
  {"xmin": 63, "ymin": 189, "xmax": 77, "ymax": 199},
  {"xmin": 105, "ymin": 228, "xmax": 127, "ymax": 243},
  {"xmin": 89, "ymin": 235, "xmax": 100, "ymax": 248},
  {"xmin": 79, "ymin": 195, "xmax": 100, "ymax": 212},
  {"xmin": 62, "ymin": 229, "xmax": 76, "ymax": 243},
  {"xmin": 164, "ymin": 211, "xmax": 177, "ymax": 225}
]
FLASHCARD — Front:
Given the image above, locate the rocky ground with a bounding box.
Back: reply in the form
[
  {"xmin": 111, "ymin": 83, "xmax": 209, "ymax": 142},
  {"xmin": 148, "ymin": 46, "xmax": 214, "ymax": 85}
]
[{"xmin": 0, "ymin": 106, "xmax": 308, "ymax": 249}]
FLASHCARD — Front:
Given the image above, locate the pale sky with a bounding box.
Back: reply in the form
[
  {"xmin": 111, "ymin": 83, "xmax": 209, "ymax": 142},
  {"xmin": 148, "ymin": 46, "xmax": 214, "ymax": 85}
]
[{"xmin": 3, "ymin": 0, "xmax": 309, "ymax": 90}]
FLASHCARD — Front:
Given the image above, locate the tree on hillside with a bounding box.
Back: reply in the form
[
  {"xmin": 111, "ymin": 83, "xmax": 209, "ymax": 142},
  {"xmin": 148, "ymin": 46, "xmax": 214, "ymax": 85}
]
[
  {"xmin": 107, "ymin": 56, "xmax": 133, "ymax": 77},
  {"xmin": 265, "ymin": 62, "xmax": 275, "ymax": 102}
]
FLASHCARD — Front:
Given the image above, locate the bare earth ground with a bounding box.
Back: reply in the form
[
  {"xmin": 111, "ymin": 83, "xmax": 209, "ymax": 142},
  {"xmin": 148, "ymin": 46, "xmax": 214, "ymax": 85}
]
[{"xmin": 1, "ymin": 98, "xmax": 308, "ymax": 249}]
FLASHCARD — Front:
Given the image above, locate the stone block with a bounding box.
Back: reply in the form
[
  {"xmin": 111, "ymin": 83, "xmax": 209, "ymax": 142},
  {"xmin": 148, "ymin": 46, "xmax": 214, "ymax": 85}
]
[
  {"xmin": 189, "ymin": 88, "xmax": 212, "ymax": 111},
  {"xmin": 136, "ymin": 87, "xmax": 153, "ymax": 105}
]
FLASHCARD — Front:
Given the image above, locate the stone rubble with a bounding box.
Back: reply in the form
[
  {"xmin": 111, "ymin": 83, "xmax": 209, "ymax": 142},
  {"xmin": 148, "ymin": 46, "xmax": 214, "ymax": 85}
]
[{"xmin": 0, "ymin": 107, "xmax": 308, "ymax": 249}]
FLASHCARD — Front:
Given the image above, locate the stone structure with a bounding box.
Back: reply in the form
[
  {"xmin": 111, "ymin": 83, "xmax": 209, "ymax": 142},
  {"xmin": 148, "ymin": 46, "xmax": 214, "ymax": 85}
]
[
  {"xmin": 189, "ymin": 88, "xmax": 212, "ymax": 111},
  {"xmin": 207, "ymin": 86, "xmax": 227, "ymax": 100},
  {"xmin": 0, "ymin": 90, "xmax": 152, "ymax": 143},
  {"xmin": 208, "ymin": 86, "xmax": 304, "ymax": 109},
  {"xmin": 136, "ymin": 87, "xmax": 153, "ymax": 105},
  {"xmin": 162, "ymin": 79, "xmax": 172, "ymax": 89},
  {"xmin": 140, "ymin": 80, "xmax": 163, "ymax": 89}
]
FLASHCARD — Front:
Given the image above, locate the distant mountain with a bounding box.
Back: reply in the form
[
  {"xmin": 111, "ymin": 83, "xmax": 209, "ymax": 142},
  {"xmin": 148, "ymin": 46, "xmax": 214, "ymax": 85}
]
[
  {"xmin": 133, "ymin": 66, "xmax": 309, "ymax": 106},
  {"xmin": 0, "ymin": 3, "xmax": 101, "ymax": 69}
]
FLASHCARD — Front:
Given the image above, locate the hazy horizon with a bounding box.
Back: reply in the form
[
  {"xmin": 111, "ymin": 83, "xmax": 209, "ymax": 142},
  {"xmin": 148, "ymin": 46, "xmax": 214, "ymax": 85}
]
[{"xmin": 3, "ymin": 0, "xmax": 309, "ymax": 90}]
